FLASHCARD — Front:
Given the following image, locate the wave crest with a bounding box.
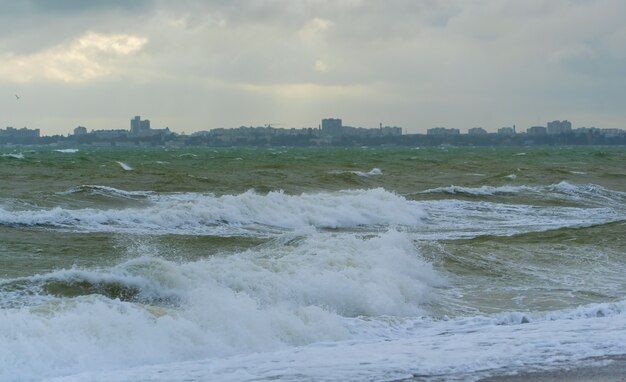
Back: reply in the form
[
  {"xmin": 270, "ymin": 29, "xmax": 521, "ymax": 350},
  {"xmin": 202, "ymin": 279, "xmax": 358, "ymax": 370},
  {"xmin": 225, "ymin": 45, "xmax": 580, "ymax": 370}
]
[{"xmin": 0, "ymin": 188, "xmax": 425, "ymax": 235}]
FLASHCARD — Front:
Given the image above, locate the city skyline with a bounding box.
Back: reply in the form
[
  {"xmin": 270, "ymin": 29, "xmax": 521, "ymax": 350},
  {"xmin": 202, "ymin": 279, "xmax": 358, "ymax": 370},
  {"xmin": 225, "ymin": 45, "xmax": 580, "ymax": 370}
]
[{"xmin": 2, "ymin": 1, "xmax": 626, "ymax": 135}]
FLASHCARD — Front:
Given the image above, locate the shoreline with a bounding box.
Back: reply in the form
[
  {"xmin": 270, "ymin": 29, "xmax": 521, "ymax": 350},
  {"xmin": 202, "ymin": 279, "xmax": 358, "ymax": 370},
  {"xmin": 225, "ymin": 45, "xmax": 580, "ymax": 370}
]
[{"xmin": 477, "ymin": 356, "xmax": 626, "ymax": 382}]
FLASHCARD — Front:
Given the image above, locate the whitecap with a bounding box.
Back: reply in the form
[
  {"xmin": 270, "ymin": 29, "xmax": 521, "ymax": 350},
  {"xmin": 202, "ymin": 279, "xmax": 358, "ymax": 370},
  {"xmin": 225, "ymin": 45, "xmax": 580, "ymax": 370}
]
[
  {"xmin": 352, "ymin": 168, "xmax": 383, "ymax": 177},
  {"xmin": 0, "ymin": 230, "xmax": 442, "ymax": 381},
  {"xmin": 116, "ymin": 161, "xmax": 133, "ymax": 171},
  {"xmin": 59, "ymin": 185, "xmax": 153, "ymax": 199},
  {"xmin": 0, "ymin": 188, "xmax": 425, "ymax": 235},
  {"xmin": 2, "ymin": 153, "xmax": 24, "ymax": 159}
]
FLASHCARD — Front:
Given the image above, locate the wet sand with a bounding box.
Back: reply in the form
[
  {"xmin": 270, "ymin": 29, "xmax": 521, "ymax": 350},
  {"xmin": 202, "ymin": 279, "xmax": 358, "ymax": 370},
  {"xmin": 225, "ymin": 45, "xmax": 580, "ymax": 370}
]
[{"xmin": 479, "ymin": 356, "xmax": 626, "ymax": 382}]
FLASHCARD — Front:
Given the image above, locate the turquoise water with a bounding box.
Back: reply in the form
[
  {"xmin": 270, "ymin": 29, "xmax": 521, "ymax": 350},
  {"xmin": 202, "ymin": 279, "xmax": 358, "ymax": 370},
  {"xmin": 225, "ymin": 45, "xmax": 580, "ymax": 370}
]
[{"xmin": 1, "ymin": 146, "xmax": 625, "ymax": 381}]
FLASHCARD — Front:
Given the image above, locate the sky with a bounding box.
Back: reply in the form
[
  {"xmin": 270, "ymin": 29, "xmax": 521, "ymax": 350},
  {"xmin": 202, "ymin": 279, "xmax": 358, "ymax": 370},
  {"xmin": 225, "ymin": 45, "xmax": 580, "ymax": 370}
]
[{"xmin": 1, "ymin": 0, "xmax": 625, "ymax": 135}]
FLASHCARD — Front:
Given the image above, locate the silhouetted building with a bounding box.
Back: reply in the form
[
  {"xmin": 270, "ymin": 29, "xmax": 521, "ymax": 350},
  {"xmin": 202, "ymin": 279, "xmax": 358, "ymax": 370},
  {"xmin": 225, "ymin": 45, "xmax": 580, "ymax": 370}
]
[
  {"xmin": 0, "ymin": 126, "xmax": 40, "ymax": 138},
  {"xmin": 92, "ymin": 129, "xmax": 128, "ymax": 139},
  {"xmin": 427, "ymin": 127, "xmax": 460, "ymax": 135},
  {"xmin": 547, "ymin": 120, "xmax": 572, "ymax": 135},
  {"xmin": 380, "ymin": 124, "xmax": 402, "ymax": 136},
  {"xmin": 468, "ymin": 127, "xmax": 487, "ymax": 135},
  {"xmin": 321, "ymin": 118, "xmax": 343, "ymax": 136},
  {"xmin": 498, "ymin": 126, "xmax": 516, "ymax": 136},
  {"xmin": 130, "ymin": 116, "xmax": 151, "ymax": 136},
  {"xmin": 73, "ymin": 126, "xmax": 87, "ymax": 135},
  {"xmin": 527, "ymin": 126, "xmax": 547, "ymax": 136}
]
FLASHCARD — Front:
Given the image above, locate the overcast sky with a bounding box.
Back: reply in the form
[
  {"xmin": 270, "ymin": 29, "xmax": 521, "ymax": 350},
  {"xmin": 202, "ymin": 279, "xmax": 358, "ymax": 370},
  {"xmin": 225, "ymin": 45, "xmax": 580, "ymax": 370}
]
[{"xmin": 1, "ymin": 0, "xmax": 625, "ymax": 135}]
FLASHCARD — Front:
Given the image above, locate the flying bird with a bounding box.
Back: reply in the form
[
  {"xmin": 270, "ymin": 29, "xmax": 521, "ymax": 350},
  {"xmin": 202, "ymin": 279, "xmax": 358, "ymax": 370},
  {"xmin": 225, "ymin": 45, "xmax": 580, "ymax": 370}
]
[{"xmin": 15, "ymin": 94, "xmax": 20, "ymax": 100}]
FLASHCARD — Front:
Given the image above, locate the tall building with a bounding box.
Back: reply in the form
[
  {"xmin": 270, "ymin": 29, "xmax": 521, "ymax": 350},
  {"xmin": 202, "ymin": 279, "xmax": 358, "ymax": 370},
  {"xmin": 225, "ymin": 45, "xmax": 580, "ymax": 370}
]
[
  {"xmin": 130, "ymin": 116, "xmax": 151, "ymax": 136},
  {"xmin": 547, "ymin": 120, "xmax": 572, "ymax": 135},
  {"xmin": 74, "ymin": 126, "xmax": 87, "ymax": 135},
  {"xmin": 321, "ymin": 118, "xmax": 343, "ymax": 136}
]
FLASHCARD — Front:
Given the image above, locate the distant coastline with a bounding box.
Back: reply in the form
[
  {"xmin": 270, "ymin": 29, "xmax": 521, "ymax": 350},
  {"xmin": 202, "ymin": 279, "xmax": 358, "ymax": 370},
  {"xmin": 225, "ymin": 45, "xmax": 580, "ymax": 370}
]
[
  {"xmin": 2, "ymin": 116, "xmax": 625, "ymax": 147},
  {"xmin": 1, "ymin": 130, "xmax": 625, "ymax": 148}
]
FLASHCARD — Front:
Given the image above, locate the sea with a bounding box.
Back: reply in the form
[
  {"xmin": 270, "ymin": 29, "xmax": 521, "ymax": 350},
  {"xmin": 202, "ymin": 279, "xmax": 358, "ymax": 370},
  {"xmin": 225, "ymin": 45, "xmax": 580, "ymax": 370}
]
[{"xmin": 1, "ymin": 146, "xmax": 625, "ymax": 381}]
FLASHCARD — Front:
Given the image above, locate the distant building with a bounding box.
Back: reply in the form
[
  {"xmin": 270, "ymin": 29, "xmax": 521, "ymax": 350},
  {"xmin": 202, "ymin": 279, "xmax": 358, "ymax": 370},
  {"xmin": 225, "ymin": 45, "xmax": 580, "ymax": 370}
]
[
  {"xmin": 527, "ymin": 126, "xmax": 547, "ymax": 136},
  {"xmin": 73, "ymin": 126, "xmax": 87, "ymax": 135},
  {"xmin": 547, "ymin": 120, "xmax": 572, "ymax": 135},
  {"xmin": 497, "ymin": 126, "xmax": 516, "ymax": 136},
  {"xmin": 380, "ymin": 124, "xmax": 402, "ymax": 136},
  {"xmin": 600, "ymin": 128, "xmax": 622, "ymax": 138},
  {"xmin": 321, "ymin": 118, "xmax": 343, "ymax": 136},
  {"xmin": 130, "ymin": 116, "xmax": 152, "ymax": 136},
  {"xmin": 92, "ymin": 129, "xmax": 128, "ymax": 139},
  {"xmin": 468, "ymin": 127, "xmax": 487, "ymax": 135},
  {"xmin": 0, "ymin": 126, "xmax": 40, "ymax": 138},
  {"xmin": 130, "ymin": 115, "xmax": 170, "ymax": 137},
  {"xmin": 427, "ymin": 127, "xmax": 460, "ymax": 136}
]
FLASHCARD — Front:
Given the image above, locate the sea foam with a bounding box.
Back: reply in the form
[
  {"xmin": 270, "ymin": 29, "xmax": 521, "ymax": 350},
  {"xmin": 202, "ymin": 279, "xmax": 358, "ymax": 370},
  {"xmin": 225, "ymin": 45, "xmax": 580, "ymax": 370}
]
[
  {"xmin": 421, "ymin": 181, "xmax": 626, "ymax": 204},
  {"xmin": 0, "ymin": 188, "xmax": 425, "ymax": 235},
  {"xmin": 116, "ymin": 161, "xmax": 133, "ymax": 171},
  {"xmin": 37, "ymin": 299, "xmax": 626, "ymax": 382},
  {"xmin": 0, "ymin": 230, "xmax": 441, "ymax": 381}
]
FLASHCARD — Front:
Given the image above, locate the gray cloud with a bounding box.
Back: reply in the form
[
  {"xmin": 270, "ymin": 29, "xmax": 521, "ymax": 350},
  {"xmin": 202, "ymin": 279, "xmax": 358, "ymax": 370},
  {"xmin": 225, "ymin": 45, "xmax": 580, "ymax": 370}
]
[{"xmin": 1, "ymin": 0, "xmax": 625, "ymax": 135}]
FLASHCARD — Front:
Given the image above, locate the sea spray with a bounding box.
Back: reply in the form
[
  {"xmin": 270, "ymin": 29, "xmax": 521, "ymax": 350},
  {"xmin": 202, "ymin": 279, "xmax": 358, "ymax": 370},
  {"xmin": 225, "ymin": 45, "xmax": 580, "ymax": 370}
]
[
  {"xmin": 116, "ymin": 161, "xmax": 133, "ymax": 171},
  {"xmin": 0, "ymin": 230, "xmax": 442, "ymax": 381},
  {"xmin": 0, "ymin": 188, "xmax": 426, "ymax": 234}
]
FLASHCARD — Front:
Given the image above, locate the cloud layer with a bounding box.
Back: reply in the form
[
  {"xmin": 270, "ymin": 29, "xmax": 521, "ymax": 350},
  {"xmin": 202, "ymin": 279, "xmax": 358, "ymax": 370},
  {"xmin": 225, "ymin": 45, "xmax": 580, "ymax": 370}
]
[
  {"xmin": 1, "ymin": 0, "xmax": 625, "ymax": 134},
  {"xmin": 1, "ymin": 32, "xmax": 147, "ymax": 82}
]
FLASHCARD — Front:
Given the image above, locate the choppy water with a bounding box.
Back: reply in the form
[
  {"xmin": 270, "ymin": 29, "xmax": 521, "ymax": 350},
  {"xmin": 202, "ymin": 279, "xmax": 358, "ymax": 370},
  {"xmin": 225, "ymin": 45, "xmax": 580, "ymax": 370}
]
[{"xmin": 1, "ymin": 146, "xmax": 625, "ymax": 381}]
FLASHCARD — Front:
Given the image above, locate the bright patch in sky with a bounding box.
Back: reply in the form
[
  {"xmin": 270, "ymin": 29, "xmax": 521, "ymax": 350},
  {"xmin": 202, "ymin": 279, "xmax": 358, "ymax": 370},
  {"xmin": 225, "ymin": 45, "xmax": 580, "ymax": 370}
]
[{"xmin": 0, "ymin": 32, "xmax": 147, "ymax": 82}]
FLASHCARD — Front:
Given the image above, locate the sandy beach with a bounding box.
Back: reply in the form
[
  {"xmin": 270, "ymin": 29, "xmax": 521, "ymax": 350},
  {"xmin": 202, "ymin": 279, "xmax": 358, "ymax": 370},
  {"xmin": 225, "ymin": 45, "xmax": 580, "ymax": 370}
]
[{"xmin": 479, "ymin": 356, "xmax": 626, "ymax": 382}]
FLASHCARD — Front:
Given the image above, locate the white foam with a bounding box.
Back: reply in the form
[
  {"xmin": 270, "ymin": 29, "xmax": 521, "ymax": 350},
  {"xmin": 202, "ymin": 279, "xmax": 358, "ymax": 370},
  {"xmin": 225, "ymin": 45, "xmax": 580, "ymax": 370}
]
[
  {"xmin": 417, "ymin": 198, "xmax": 621, "ymax": 240},
  {"xmin": 421, "ymin": 181, "xmax": 626, "ymax": 205},
  {"xmin": 0, "ymin": 230, "xmax": 443, "ymax": 381},
  {"xmin": 0, "ymin": 188, "xmax": 425, "ymax": 235},
  {"xmin": 59, "ymin": 185, "xmax": 153, "ymax": 199},
  {"xmin": 421, "ymin": 184, "xmax": 531, "ymax": 196},
  {"xmin": 116, "ymin": 161, "xmax": 133, "ymax": 171},
  {"xmin": 352, "ymin": 168, "xmax": 383, "ymax": 177},
  {"xmin": 54, "ymin": 149, "xmax": 79, "ymax": 153},
  {"xmin": 40, "ymin": 300, "xmax": 626, "ymax": 382},
  {"xmin": 329, "ymin": 168, "xmax": 383, "ymax": 177},
  {"xmin": 2, "ymin": 152, "xmax": 24, "ymax": 159}
]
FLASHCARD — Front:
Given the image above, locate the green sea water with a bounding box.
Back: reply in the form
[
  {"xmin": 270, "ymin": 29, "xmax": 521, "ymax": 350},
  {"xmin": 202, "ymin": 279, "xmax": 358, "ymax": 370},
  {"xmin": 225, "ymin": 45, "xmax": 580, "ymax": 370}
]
[{"xmin": 1, "ymin": 145, "xmax": 625, "ymax": 381}]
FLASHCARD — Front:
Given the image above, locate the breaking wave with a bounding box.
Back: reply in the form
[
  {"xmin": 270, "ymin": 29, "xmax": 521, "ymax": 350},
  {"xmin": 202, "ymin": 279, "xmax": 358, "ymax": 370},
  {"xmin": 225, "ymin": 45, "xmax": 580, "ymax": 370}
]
[
  {"xmin": 60, "ymin": 185, "xmax": 154, "ymax": 199},
  {"xmin": 0, "ymin": 230, "xmax": 442, "ymax": 381},
  {"xmin": 420, "ymin": 181, "xmax": 626, "ymax": 205},
  {"xmin": 0, "ymin": 188, "xmax": 425, "ymax": 235}
]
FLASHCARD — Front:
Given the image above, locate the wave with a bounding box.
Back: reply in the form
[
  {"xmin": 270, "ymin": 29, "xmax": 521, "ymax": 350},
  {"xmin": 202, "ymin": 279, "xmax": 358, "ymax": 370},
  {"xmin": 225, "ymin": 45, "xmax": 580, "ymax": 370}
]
[
  {"xmin": 116, "ymin": 161, "xmax": 133, "ymax": 171},
  {"xmin": 421, "ymin": 184, "xmax": 533, "ymax": 196},
  {"xmin": 1, "ymin": 152, "xmax": 24, "ymax": 159},
  {"xmin": 329, "ymin": 168, "xmax": 383, "ymax": 177},
  {"xmin": 59, "ymin": 185, "xmax": 154, "ymax": 199},
  {"xmin": 420, "ymin": 181, "xmax": 626, "ymax": 204},
  {"xmin": 54, "ymin": 149, "xmax": 79, "ymax": 153},
  {"xmin": 1, "ymin": 185, "xmax": 621, "ymax": 239},
  {"xmin": 0, "ymin": 188, "xmax": 426, "ymax": 235},
  {"xmin": 32, "ymin": 299, "xmax": 626, "ymax": 382},
  {"xmin": 0, "ymin": 230, "xmax": 442, "ymax": 381},
  {"xmin": 353, "ymin": 168, "xmax": 383, "ymax": 177},
  {"xmin": 416, "ymin": 198, "xmax": 622, "ymax": 240}
]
